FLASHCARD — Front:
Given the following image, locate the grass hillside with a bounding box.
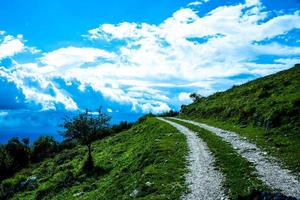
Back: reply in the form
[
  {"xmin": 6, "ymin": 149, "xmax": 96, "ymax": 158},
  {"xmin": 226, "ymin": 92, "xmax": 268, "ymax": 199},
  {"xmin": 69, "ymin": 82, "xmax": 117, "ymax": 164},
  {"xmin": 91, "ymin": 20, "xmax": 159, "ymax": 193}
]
[
  {"xmin": 180, "ymin": 64, "xmax": 300, "ymax": 174},
  {"xmin": 0, "ymin": 118, "xmax": 188, "ymax": 200}
]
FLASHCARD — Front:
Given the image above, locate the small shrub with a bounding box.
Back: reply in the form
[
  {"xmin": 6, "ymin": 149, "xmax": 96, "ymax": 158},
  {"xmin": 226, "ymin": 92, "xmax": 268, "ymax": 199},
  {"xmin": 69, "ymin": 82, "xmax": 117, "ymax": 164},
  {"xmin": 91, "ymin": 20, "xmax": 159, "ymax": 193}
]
[{"xmin": 31, "ymin": 136, "xmax": 58, "ymax": 163}]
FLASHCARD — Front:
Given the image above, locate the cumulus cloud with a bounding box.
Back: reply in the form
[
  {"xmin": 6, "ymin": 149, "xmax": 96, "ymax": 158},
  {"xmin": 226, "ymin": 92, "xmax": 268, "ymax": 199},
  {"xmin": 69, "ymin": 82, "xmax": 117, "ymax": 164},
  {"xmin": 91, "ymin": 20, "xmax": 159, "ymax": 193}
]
[
  {"xmin": 0, "ymin": 34, "xmax": 25, "ymax": 60},
  {"xmin": 41, "ymin": 46, "xmax": 116, "ymax": 67},
  {"xmin": 0, "ymin": 0, "xmax": 299, "ymax": 113},
  {"xmin": 0, "ymin": 33, "xmax": 40, "ymax": 60},
  {"xmin": 178, "ymin": 92, "xmax": 192, "ymax": 104},
  {"xmin": 0, "ymin": 63, "xmax": 78, "ymax": 111},
  {"xmin": 187, "ymin": 1, "xmax": 209, "ymax": 7}
]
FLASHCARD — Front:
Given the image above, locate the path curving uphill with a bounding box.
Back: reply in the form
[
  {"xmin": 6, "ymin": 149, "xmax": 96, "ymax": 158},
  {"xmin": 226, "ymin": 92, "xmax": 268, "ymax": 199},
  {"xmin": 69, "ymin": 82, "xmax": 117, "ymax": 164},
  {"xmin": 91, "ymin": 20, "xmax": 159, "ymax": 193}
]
[
  {"xmin": 172, "ymin": 117, "xmax": 300, "ymax": 197},
  {"xmin": 157, "ymin": 117, "xmax": 227, "ymax": 200}
]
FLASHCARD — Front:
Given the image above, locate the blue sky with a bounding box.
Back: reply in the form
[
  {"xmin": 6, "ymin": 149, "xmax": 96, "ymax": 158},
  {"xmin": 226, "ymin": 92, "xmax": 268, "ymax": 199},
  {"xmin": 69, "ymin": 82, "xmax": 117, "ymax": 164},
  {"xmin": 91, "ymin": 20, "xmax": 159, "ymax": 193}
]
[{"xmin": 0, "ymin": 0, "xmax": 300, "ymax": 142}]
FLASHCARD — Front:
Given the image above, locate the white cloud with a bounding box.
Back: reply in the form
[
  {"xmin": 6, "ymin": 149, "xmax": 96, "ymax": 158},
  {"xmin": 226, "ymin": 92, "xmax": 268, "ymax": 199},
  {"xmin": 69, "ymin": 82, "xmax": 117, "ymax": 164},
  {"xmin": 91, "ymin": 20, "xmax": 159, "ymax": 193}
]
[
  {"xmin": 1, "ymin": 0, "xmax": 300, "ymax": 113},
  {"xmin": 0, "ymin": 34, "xmax": 25, "ymax": 60},
  {"xmin": 41, "ymin": 46, "xmax": 116, "ymax": 67},
  {"xmin": 0, "ymin": 111, "xmax": 8, "ymax": 116},
  {"xmin": 0, "ymin": 62, "xmax": 78, "ymax": 111},
  {"xmin": 0, "ymin": 32, "xmax": 41, "ymax": 61},
  {"xmin": 140, "ymin": 102, "xmax": 171, "ymax": 114},
  {"xmin": 107, "ymin": 108, "xmax": 113, "ymax": 113},
  {"xmin": 188, "ymin": 1, "xmax": 208, "ymax": 7},
  {"xmin": 178, "ymin": 92, "xmax": 192, "ymax": 104},
  {"xmin": 188, "ymin": 1, "xmax": 202, "ymax": 6}
]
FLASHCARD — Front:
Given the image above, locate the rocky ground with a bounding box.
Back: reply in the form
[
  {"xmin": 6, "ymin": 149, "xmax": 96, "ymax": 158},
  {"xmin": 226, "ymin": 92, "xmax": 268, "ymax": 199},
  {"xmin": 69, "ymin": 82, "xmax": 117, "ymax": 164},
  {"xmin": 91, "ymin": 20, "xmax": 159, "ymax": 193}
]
[
  {"xmin": 171, "ymin": 117, "xmax": 300, "ymax": 197},
  {"xmin": 158, "ymin": 117, "xmax": 228, "ymax": 200}
]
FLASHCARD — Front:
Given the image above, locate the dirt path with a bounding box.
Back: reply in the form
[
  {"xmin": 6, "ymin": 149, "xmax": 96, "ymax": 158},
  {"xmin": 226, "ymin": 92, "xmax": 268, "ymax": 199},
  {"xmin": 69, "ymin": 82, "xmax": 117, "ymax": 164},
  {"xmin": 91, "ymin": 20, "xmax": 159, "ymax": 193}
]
[
  {"xmin": 172, "ymin": 117, "xmax": 300, "ymax": 197},
  {"xmin": 157, "ymin": 117, "xmax": 227, "ymax": 200}
]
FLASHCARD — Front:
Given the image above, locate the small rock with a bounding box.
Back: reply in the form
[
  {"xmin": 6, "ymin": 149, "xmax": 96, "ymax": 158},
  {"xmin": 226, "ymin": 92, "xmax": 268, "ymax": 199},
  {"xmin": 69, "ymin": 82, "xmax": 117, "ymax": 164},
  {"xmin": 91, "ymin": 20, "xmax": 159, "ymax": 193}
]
[
  {"xmin": 73, "ymin": 192, "xmax": 84, "ymax": 197},
  {"xmin": 19, "ymin": 181, "xmax": 27, "ymax": 188},
  {"xmin": 29, "ymin": 176, "xmax": 37, "ymax": 181},
  {"xmin": 130, "ymin": 189, "xmax": 139, "ymax": 197},
  {"xmin": 19, "ymin": 176, "xmax": 37, "ymax": 189},
  {"xmin": 75, "ymin": 181, "xmax": 80, "ymax": 185},
  {"xmin": 145, "ymin": 181, "xmax": 152, "ymax": 187}
]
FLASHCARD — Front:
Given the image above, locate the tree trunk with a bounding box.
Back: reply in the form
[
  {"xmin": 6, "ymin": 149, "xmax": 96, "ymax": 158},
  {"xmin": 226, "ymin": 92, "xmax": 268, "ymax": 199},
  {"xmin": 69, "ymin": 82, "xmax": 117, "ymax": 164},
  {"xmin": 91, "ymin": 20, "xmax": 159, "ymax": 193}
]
[
  {"xmin": 82, "ymin": 144, "xmax": 94, "ymax": 173},
  {"xmin": 88, "ymin": 144, "xmax": 92, "ymax": 161}
]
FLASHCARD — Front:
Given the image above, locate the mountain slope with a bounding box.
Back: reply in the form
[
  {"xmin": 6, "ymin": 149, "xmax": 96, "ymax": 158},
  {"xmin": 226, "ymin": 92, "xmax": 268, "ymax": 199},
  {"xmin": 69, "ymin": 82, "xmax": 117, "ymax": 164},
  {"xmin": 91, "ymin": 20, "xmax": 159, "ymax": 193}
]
[
  {"xmin": 180, "ymin": 64, "xmax": 300, "ymax": 173},
  {"xmin": 0, "ymin": 118, "xmax": 188, "ymax": 200}
]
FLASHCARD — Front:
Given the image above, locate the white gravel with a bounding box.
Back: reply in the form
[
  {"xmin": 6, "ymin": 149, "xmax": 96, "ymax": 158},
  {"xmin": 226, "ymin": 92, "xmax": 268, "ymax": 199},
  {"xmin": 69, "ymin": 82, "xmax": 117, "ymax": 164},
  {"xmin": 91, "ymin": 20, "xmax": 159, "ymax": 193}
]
[
  {"xmin": 157, "ymin": 117, "xmax": 227, "ymax": 200},
  {"xmin": 172, "ymin": 117, "xmax": 300, "ymax": 197}
]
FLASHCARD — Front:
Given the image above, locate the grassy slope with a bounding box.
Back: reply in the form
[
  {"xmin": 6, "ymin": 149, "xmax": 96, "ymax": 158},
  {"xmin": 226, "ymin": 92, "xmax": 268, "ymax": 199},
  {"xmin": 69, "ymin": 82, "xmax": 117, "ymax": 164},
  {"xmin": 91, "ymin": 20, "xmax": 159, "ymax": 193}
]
[
  {"xmin": 2, "ymin": 118, "xmax": 188, "ymax": 200},
  {"xmin": 180, "ymin": 65, "xmax": 300, "ymax": 174},
  {"xmin": 168, "ymin": 118, "xmax": 269, "ymax": 199}
]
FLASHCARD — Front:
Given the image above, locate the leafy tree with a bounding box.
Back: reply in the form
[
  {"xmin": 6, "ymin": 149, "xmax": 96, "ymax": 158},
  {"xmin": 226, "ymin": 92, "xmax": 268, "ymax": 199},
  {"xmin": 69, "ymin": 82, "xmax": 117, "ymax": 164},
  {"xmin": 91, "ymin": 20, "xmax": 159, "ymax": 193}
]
[
  {"xmin": 61, "ymin": 107, "xmax": 111, "ymax": 172},
  {"xmin": 0, "ymin": 138, "xmax": 30, "ymax": 181},
  {"xmin": 138, "ymin": 113, "xmax": 155, "ymax": 123},
  {"xmin": 31, "ymin": 136, "xmax": 58, "ymax": 163},
  {"xmin": 22, "ymin": 137, "xmax": 30, "ymax": 147},
  {"xmin": 111, "ymin": 121, "xmax": 133, "ymax": 134},
  {"xmin": 5, "ymin": 137, "xmax": 30, "ymax": 170},
  {"xmin": 0, "ymin": 137, "xmax": 31, "ymax": 180},
  {"xmin": 157, "ymin": 110, "xmax": 179, "ymax": 117},
  {"xmin": 189, "ymin": 93, "xmax": 203, "ymax": 102},
  {"xmin": 0, "ymin": 145, "xmax": 11, "ymax": 180}
]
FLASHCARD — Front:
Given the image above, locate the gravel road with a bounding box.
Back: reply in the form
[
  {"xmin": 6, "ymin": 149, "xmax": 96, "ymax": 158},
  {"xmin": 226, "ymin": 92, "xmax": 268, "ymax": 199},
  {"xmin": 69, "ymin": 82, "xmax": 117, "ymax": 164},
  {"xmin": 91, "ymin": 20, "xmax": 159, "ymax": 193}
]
[
  {"xmin": 157, "ymin": 117, "xmax": 227, "ymax": 200},
  {"xmin": 172, "ymin": 117, "xmax": 300, "ymax": 197}
]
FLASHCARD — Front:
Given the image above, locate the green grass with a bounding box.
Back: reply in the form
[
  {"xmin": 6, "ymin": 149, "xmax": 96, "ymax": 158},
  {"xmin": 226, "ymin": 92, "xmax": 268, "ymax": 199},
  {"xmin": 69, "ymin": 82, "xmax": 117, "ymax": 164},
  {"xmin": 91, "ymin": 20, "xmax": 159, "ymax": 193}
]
[
  {"xmin": 180, "ymin": 64, "xmax": 300, "ymax": 174},
  {"xmin": 1, "ymin": 117, "xmax": 188, "ymax": 200},
  {"xmin": 168, "ymin": 118, "xmax": 270, "ymax": 199}
]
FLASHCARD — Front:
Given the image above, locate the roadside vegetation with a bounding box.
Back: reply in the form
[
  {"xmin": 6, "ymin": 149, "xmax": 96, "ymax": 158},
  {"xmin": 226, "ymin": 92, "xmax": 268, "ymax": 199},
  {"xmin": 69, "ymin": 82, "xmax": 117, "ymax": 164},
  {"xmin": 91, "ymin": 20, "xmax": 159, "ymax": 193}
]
[
  {"xmin": 0, "ymin": 117, "xmax": 188, "ymax": 200},
  {"xmin": 180, "ymin": 64, "xmax": 300, "ymax": 174},
  {"xmin": 0, "ymin": 108, "xmax": 133, "ymax": 182},
  {"xmin": 168, "ymin": 118, "xmax": 269, "ymax": 199}
]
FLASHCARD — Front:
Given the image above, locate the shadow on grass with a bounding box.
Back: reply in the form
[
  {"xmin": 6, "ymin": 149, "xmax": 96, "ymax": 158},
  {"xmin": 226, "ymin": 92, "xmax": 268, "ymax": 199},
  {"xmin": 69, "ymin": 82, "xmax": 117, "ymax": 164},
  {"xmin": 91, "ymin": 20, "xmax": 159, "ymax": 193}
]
[{"xmin": 35, "ymin": 165, "xmax": 110, "ymax": 200}]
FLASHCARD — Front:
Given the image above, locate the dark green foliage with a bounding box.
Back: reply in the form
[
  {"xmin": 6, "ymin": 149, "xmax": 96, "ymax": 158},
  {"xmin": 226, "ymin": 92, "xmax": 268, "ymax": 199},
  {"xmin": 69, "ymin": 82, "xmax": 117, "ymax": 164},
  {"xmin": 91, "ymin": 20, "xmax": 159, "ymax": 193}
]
[
  {"xmin": 157, "ymin": 110, "xmax": 179, "ymax": 117},
  {"xmin": 57, "ymin": 139, "xmax": 78, "ymax": 151},
  {"xmin": 5, "ymin": 138, "xmax": 30, "ymax": 170},
  {"xmin": 22, "ymin": 137, "xmax": 30, "ymax": 147},
  {"xmin": 111, "ymin": 121, "xmax": 133, "ymax": 134},
  {"xmin": 61, "ymin": 107, "xmax": 111, "ymax": 146},
  {"xmin": 180, "ymin": 64, "xmax": 300, "ymax": 173},
  {"xmin": 0, "ymin": 145, "xmax": 9, "ymax": 180},
  {"xmin": 189, "ymin": 92, "xmax": 204, "ymax": 102},
  {"xmin": 31, "ymin": 136, "xmax": 58, "ymax": 163},
  {"xmin": 0, "ymin": 136, "xmax": 60, "ymax": 182},
  {"xmin": 0, "ymin": 181, "xmax": 16, "ymax": 200},
  {"xmin": 0, "ymin": 138, "xmax": 30, "ymax": 181},
  {"xmin": 137, "ymin": 113, "xmax": 155, "ymax": 123}
]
